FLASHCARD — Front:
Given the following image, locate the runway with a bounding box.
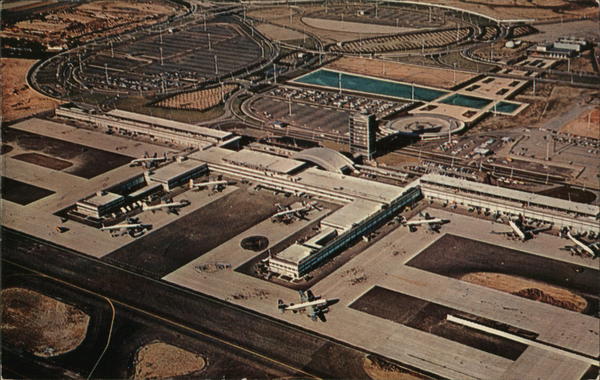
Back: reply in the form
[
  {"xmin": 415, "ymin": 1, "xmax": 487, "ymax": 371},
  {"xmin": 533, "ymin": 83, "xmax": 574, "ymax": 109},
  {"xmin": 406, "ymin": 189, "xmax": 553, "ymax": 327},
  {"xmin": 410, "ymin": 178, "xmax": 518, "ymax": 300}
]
[{"xmin": 1, "ymin": 227, "xmax": 393, "ymax": 379}]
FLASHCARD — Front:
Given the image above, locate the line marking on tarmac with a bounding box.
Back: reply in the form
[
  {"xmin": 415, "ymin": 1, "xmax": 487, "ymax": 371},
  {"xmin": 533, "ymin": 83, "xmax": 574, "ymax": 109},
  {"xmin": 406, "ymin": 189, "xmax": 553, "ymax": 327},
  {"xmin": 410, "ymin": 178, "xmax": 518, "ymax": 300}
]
[{"xmin": 4, "ymin": 259, "xmax": 321, "ymax": 380}]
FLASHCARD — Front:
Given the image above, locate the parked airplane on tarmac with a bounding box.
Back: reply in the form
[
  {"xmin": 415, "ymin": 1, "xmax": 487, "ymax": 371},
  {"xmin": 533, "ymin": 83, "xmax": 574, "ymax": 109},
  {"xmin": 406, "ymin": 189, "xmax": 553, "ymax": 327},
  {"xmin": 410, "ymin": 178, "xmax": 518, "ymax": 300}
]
[
  {"xmin": 189, "ymin": 177, "xmax": 234, "ymax": 192},
  {"xmin": 143, "ymin": 199, "xmax": 190, "ymax": 215},
  {"xmin": 491, "ymin": 215, "xmax": 551, "ymax": 241},
  {"xmin": 401, "ymin": 212, "xmax": 450, "ymax": 233},
  {"xmin": 278, "ymin": 290, "xmax": 336, "ymax": 322},
  {"xmin": 560, "ymin": 228, "xmax": 599, "ymax": 258},
  {"xmin": 100, "ymin": 217, "xmax": 152, "ymax": 237}
]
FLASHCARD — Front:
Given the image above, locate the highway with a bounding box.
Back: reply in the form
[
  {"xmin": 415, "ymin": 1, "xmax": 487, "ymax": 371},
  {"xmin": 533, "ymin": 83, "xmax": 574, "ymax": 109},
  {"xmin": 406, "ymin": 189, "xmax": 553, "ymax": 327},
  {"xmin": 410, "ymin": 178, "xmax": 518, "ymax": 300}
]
[{"xmin": 1, "ymin": 227, "xmax": 411, "ymax": 379}]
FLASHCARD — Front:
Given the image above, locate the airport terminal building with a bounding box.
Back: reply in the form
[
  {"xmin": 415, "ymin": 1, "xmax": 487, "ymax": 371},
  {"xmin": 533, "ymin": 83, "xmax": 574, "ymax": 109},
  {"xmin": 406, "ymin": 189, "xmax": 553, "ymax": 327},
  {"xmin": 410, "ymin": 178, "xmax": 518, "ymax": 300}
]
[
  {"xmin": 268, "ymin": 187, "xmax": 421, "ymax": 279},
  {"xmin": 419, "ymin": 174, "xmax": 600, "ymax": 234},
  {"xmin": 56, "ymin": 105, "xmax": 240, "ymax": 149}
]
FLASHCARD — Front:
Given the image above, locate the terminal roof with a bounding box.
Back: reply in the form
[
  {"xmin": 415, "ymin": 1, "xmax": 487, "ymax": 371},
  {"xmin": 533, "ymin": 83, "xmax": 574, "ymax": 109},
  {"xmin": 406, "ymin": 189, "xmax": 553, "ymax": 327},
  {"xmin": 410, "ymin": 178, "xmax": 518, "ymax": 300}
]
[
  {"xmin": 82, "ymin": 192, "xmax": 123, "ymax": 207},
  {"xmin": 190, "ymin": 148, "xmax": 306, "ymax": 174},
  {"xmin": 190, "ymin": 148, "xmax": 405, "ymax": 204},
  {"xmin": 421, "ymin": 174, "xmax": 600, "ymax": 217},
  {"xmin": 225, "ymin": 149, "xmax": 306, "ymax": 174},
  {"xmin": 297, "ymin": 168, "xmax": 405, "ymax": 204},
  {"xmin": 274, "ymin": 243, "xmax": 313, "ymax": 264},
  {"xmin": 149, "ymin": 160, "xmax": 207, "ymax": 183},
  {"xmin": 322, "ymin": 199, "xmax": 383, "ymax": 232},
  {"xmin": 107, "ymin": 109, "xmax": 233, "ymax": 140}
]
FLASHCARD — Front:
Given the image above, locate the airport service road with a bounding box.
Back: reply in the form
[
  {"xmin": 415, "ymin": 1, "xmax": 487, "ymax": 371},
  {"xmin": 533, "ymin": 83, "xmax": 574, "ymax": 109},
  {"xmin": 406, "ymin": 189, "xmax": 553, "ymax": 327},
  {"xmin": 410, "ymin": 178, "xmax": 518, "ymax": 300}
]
[{"xmin": 165, "ymin": 205, "xmax": 599, "ymax": 380}]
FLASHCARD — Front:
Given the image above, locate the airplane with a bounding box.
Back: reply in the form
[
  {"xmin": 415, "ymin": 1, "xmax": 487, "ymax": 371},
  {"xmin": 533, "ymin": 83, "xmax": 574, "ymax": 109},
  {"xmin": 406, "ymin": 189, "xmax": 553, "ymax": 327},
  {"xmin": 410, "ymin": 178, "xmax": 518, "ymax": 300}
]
[
  {"xmin": 491, "ymin": 216, "xmax": 551, "ymax": 241},
  {"xmin": 129, "ymin": 152, "xmax": 168, "ymax": 167},
  {"xmin": 278, "ymin": 290, "xmax": 333, "ymax": 322},
  {"xmin": 189, "ymin": 178, "xmax": 232, "ymax": 192},
  {"xmin": 100, "ymin": 217, "xmax": 152, "ymax": 237},
  {"xmin": 271, "ymin": 202, "xmax": 316, "ymax": 223},
  {"xmin": 143, "ymin": 199, "xmax": 190, "ymax": 215},
  {"xmin": 401, "ymin": 212, "xmax": 449, "ymax": 233},
  {"xmin": 560, "ymin": 229, "xmax": 599, "ymax": 258}
]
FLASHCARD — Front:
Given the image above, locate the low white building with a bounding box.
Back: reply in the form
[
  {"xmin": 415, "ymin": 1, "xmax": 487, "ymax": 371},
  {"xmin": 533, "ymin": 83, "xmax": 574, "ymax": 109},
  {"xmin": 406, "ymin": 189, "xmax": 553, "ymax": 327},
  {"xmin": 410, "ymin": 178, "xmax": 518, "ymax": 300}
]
[{"xmin": 419, "ymin": 174, "xmax": 599, "ymax": 234}]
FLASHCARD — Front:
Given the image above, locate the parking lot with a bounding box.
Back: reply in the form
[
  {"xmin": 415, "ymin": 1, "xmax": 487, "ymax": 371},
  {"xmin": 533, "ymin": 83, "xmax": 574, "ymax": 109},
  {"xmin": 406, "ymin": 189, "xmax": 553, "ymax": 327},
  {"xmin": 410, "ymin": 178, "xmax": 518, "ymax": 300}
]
[{"xmin": 248, "ymin": 95, "xmax": 350, "ymax": 135}]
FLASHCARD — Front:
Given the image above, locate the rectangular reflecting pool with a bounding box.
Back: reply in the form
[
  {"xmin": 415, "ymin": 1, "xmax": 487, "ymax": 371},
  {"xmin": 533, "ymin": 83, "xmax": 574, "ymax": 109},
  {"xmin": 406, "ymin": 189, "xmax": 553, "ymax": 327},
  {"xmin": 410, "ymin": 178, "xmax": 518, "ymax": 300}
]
[
  {"xmin": 494, "ymin": 101, "xmax": 521, "ymax": 114},
  {"xmin": 293, "ymin": 69, "xmax": 448, "ymax": 102},
  {"xmin": 439, "ymin": 93, "xmax": 493, "ymax": 109}
]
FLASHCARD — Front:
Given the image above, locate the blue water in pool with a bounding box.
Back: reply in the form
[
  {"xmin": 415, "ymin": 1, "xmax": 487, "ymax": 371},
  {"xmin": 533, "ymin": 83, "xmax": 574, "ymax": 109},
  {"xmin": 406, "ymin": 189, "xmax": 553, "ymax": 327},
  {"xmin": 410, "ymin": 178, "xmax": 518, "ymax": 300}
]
[
  {"xmin": 440, "ymin": 94, "xmax": 493, "ymax": 109},
  {"xmin": 294, "ymin": 69, "xmax": 448, "ymax": 102},
  {"xmin": 494, "ymin": 101, "xmax": 520, "ymax": 113}
]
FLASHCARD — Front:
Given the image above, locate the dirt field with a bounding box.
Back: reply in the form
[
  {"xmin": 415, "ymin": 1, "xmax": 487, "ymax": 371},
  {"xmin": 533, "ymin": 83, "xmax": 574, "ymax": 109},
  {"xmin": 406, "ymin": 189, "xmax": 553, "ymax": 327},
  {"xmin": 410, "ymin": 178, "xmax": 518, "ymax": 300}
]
[
  {"xmin": 256, "ymin": 23, "xmax": 306, "ymax": 41},
  {"xmin": 363, "ymin": 357, "xmax": 428, "ymax": 380},
  {"xmin": 461, "ymin": 272, "xmax": 588, "ymax": 312},
  {"xmin": 406, "ymin": 234, "xmax": 599, "ymax": 315},
  {"xmin": 554, "ymin": 50, "xmax": 597, "ymax": 74},
  {"xmin": 302, "ymin": 17, "xmax": 414, "ymax": 34},
  {"xmin": 409, "ymin": 0, "xmax": 599, "ymax": 20},
  {"xmin": 474, "ymin": 85, "xmax": 594, "ymax": 133},
  {"xmin": 247, "ymin": 6, "xmax": 379, "ymax": 43},
  {"xmin": 327, "ymin": 57, "xmax": 475, "ymax": 89},
  {"xmin": 156, "ymin": 85, "xmax": 238, "ymax": 112},
  {"xmin": 560, "ymin": 108, "xmax": 600, "ymax": 139},
  {"xmin": 1, "ymin": 0, "xmax": 181, "ymax": 46},
  {"xmin": 1, "ymin": 287, "xmax": 90, "ymax": 357},
  {"xmin": 0, "ymin": 58, "xmax": 62, "ymax": 122},
  {"xmin": 376, "ymin": 153, "xmax": 420, "ymax": 168},
  {"xmin": 133, "ymin": 341, "xmax": 206, "ymax": 379}
]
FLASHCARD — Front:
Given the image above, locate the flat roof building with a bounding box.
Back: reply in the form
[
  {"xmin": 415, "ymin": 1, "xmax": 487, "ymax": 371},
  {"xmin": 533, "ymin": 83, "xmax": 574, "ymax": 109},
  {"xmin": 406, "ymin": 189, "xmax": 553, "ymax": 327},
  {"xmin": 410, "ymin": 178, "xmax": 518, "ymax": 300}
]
[
  {"xmin": 190, "ymin": 147, "xmax": 404, "ymax": 204},
  {"xmin": 147, "ymin": 159, "xmax": 208, "ymax": 191},
  {"xmin": 76, "ymin": 192, "xmax": 125, "ymax": 219},
  {"xmin": 269, "ymin": 186, "xmax": 422, "ymax": 279},
  {"xmin": 106, "ymin": 109, "xmax": 233, "ymax": 142},
  {"xmin": 321, "ymin": 199, "xmax": 384, "ymax": 232},
  {"xmin": 56, "ymin": 105, "xmax": 237, "ymax": 149},
  {"xmin": 420, "ymin": 174, "xmax": 599, "ymax": 233}
]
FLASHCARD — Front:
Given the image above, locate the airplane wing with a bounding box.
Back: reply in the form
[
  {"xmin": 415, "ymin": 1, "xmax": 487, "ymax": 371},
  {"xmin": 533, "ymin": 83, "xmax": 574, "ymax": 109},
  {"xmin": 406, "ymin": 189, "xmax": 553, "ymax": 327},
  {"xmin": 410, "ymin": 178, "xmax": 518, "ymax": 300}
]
[
  {"xmin": 306, "ymin": 290, "xmax": 315, "ymax": 301},
  {"xmin": 309, "ymin": 305, "xmax": 327, "ymax": 322},
  {"xmin": 294, "ymin": 211, "xmax": 309, "ymax": 221},
  {"xmin": 317, "ymin": 311, "xmax": 327, "ymax": 322},
  {"xmin": 427, "ymin": 224, "xmax": 441, "ymax": 233}
]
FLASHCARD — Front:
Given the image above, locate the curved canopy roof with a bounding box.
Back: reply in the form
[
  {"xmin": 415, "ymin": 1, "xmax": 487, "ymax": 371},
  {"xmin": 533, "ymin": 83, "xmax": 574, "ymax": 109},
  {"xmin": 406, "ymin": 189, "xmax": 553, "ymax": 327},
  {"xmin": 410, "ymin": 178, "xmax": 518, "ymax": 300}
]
[{"xmin": 292, "ymin": 147, "xmax": 354, "ymax": 173}]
